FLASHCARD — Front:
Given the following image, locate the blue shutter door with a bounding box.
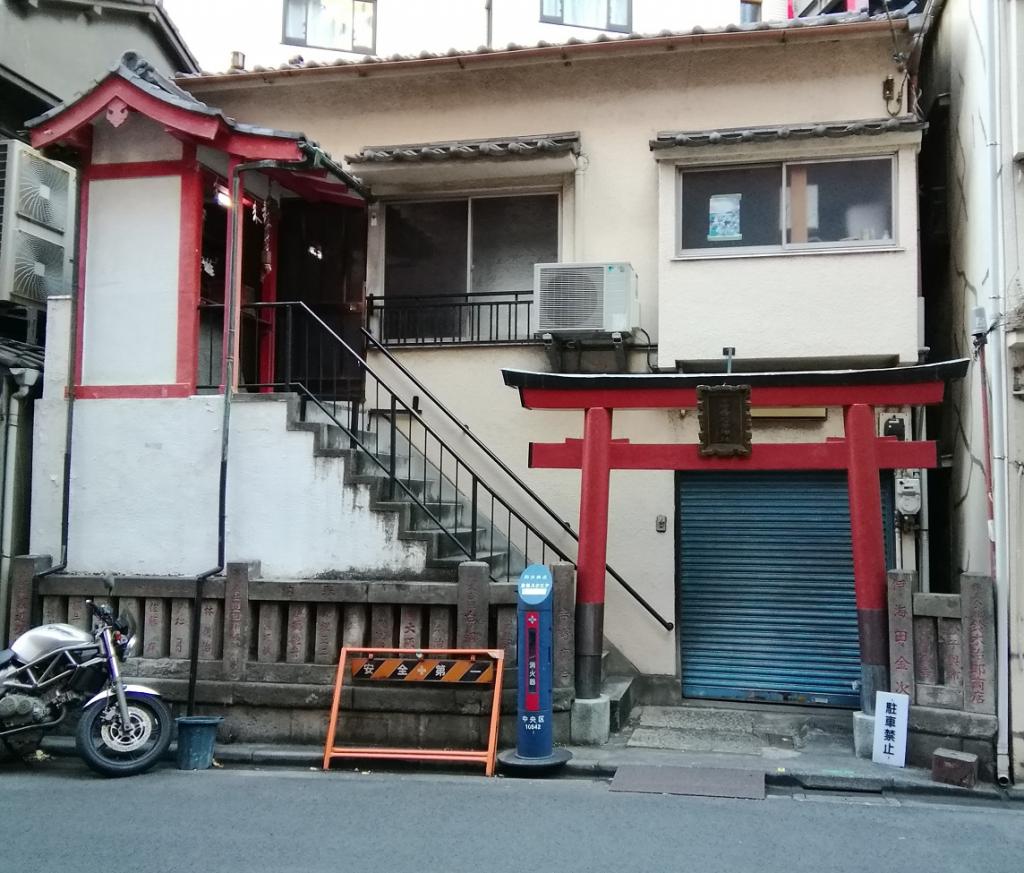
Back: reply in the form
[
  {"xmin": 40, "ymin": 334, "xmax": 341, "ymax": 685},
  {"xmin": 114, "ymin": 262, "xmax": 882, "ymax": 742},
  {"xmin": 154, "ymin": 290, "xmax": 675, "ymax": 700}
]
[{"xmin": 677, "ymin": 471, "xmax": 894, "ymax": 708}]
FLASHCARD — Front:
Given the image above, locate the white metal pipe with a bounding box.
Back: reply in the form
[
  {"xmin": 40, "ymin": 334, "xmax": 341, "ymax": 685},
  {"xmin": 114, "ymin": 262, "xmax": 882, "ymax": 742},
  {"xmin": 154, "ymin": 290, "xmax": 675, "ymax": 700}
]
[
  {"xmin": 915, "ymin": 406, "xmax": 931, "ymax": 594},
  {"xmin": 984, "ymin": 0, "xmax": 1011, "ymax": 786}
]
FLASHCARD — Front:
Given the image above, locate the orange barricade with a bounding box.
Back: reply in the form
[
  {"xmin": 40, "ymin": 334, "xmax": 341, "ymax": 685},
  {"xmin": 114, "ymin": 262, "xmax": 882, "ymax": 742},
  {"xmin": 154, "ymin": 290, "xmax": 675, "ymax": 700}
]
[{"xmin": 322, "ymin": 647, "xmax": 505, "ymax": 776}]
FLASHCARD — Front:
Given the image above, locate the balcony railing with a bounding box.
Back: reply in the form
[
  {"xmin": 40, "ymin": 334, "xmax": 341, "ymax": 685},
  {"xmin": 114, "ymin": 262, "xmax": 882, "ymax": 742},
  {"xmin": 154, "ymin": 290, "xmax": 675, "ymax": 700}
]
[{"xmin": 367, "ymin": 290, "xmax": 535, "ymax": 346}]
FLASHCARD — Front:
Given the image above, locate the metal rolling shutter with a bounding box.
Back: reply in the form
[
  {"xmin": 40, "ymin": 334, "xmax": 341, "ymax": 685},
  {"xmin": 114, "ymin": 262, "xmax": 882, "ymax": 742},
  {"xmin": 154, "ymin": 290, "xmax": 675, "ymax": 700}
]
[{"xmin": 678, "ymin": 471, "xmax": 894, "ymax": 708}]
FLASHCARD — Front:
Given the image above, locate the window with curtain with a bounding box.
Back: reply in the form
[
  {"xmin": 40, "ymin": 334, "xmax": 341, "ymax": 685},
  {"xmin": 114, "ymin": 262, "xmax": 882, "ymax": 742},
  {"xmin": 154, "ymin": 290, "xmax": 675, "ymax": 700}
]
[
  {"xmin": 282, "ymin": 0, "xmax": 376, "ymax": 53},
  {"xmin": 540, "ymin": 0, "xmax": 631, "ymax": 32}
]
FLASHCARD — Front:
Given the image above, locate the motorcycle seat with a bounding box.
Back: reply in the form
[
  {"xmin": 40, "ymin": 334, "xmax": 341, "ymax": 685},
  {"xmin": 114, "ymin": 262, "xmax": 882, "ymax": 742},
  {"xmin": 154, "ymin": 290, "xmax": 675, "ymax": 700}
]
[{"xmin": 0, "ymin": 649, "xmax": 15, "ymax": 669}]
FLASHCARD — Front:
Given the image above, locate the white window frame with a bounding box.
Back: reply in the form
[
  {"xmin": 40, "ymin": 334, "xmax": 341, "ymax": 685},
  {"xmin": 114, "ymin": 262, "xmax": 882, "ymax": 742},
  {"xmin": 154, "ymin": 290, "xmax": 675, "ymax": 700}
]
[
  {"xmin": 282, "ymin": 0, "xmax": 376, "ymax": 54},
  {"xmin": 539, "ymin": 0, "xmax": 632, "ymax": 34},
  {"xmin": 676, "ymin": 154, "xmax": 898, "ymax": 258}
]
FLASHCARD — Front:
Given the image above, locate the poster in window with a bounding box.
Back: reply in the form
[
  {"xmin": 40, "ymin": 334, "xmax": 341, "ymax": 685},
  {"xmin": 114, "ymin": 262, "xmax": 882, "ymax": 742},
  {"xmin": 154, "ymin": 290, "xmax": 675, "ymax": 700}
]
[{"xmin": 708, "ymin": 193, "xmax": 742, "ymax": 242}]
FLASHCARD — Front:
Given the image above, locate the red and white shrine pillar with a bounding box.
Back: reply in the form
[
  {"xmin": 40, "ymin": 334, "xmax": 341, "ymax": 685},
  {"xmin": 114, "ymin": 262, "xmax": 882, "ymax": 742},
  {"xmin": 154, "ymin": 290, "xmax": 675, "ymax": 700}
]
[
  {"xmin": 844, "ymin": 403, "xmax": 889, "ymax": 713},
  {"xmin": 576, "ymin": 407, "xmax": 613, "ymax": 699}
]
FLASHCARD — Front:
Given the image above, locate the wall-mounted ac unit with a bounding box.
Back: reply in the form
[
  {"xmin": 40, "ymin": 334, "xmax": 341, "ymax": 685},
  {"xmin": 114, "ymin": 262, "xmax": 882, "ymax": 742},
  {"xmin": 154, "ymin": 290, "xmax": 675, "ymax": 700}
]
[
  {"xmin": 533, "ymin": 261, "xmax": 639, "ymax": 336},
  {"xmin": 0, "ymin": 139, "xmax": 76, "ymax": 307}
]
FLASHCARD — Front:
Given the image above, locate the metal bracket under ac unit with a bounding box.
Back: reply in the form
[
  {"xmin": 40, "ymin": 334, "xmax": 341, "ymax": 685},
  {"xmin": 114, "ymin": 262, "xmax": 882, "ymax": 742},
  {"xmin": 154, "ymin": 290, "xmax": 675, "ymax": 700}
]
[{"xmin": 542, "ymin": 331, "xmax": 629, "ymax": 374}]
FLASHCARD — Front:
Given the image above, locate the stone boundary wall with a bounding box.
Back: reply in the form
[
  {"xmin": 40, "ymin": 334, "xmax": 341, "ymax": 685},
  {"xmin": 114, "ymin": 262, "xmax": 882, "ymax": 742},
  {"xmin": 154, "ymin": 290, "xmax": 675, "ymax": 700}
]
[
  {"xmin": 7, "ymin": 556, "xmax": 576, "ymax": 746},
  {"xmin": 887, "ymin": 570, "xmax": 998, "ymax": 778}
]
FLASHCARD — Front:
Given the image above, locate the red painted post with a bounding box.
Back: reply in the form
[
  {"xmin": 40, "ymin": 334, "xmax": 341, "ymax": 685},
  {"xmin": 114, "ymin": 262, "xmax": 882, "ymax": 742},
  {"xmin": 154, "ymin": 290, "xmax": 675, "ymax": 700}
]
[
  {"xmin": 844, "ymin": 403, "xmax": 889, "ymax": 714},
  {"xmin": 575, "ymin": 406, "xmax": 612, "ymax": 699}
]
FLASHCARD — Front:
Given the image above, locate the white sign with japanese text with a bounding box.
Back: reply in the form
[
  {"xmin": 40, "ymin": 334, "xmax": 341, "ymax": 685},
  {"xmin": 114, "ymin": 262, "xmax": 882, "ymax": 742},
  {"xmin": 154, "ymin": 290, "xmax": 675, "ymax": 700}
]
[{"xmin": 872, "ymin": 691, "xmax": 909, "ymax": 767}]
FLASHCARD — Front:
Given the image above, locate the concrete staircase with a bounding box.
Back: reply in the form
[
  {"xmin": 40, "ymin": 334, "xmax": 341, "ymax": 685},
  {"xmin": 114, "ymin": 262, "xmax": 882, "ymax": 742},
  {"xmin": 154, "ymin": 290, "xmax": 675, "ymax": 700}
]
[{"xmin": 288, "ymin": 403, "xmax": 531, "ymax": 584}]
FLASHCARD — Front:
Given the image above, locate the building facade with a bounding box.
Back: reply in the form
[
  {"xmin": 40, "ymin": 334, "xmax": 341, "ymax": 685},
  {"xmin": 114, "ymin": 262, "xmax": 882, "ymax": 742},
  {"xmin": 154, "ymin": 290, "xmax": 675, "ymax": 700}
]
[
  {"xmin": 162, "ymin": 0, "xmax": 790, "ymax": 73},
  {"xmin": 917, "ymin": 0, "xmax": 1023, "ymax": 785}
]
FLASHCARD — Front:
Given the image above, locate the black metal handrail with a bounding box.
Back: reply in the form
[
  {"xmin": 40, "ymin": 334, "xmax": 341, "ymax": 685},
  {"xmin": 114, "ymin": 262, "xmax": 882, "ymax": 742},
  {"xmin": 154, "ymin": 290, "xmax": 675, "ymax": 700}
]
[
  {"xmin": 362, "ymin": 328, "xmax": 675, "ymax": 632},
  {"xmin": 367, "ymin": 289, "xmax": 535, "ymax": 346},
  {"xmin": 201, "ymin": 300, "xmax": 570, "ymax": 583}
]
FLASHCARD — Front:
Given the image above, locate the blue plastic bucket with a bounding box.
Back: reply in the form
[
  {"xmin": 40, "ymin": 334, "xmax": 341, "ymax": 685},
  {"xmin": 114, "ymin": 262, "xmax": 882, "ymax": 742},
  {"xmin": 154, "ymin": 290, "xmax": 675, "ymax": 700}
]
[{"xmin": 175, "ymin": 716, "xmax": 224, "ymax": 770}]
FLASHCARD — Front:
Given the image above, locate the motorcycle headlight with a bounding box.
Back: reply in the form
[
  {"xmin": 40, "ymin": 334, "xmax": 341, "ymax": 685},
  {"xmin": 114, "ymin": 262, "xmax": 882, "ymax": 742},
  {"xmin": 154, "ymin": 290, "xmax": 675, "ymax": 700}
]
[{"xmin": 122, "ymin": 633, "xmax": 140, "ymax": 659}]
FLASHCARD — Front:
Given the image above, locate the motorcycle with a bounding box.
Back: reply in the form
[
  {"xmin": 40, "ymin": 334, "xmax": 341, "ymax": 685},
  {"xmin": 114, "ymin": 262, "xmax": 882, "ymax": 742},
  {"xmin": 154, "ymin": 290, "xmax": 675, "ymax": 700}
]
[{"xmin": 0, "ymin": 590, "xmax": 172, "ymax": 777}]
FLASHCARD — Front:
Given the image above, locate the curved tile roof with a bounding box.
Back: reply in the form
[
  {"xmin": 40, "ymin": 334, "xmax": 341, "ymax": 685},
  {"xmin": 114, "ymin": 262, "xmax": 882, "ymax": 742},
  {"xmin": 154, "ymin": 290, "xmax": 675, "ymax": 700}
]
[
  {"xmin": 348, "ymin": 132, "xmax": 580, "ymax": 164},
  {"xmin": 650, "ymin": 116, "xmax": 927, "ymax": 150}
]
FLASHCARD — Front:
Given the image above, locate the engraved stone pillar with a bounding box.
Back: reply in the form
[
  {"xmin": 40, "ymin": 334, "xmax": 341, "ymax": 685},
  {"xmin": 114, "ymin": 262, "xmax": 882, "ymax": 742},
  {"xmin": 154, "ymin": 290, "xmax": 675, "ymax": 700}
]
[
  {"xmin": 552, "ymin": 563, "xmax": 576, "ymax": 693},
  {"xmin": 457, "ymin": 562, "xmax": 490, "ymax": 649},
  {"xmin": 222, "ymin": 562, "xmax": 254, "ymax": 681},
  {"xmin": 887, "ymin": 570, "xmax": 916, "ymax": 702},
  {"xmin": 7, "ymin": 555, "xmax": 51, "ymax": 642},
  {"xmin": 961, "ymin": 574, "xmax": 996, "ymax": 715}
]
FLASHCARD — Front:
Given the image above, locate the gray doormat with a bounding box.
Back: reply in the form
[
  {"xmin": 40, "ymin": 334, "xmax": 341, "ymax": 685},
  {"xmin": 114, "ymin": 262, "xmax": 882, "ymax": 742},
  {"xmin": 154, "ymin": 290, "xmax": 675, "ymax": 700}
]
[{"xmin": 609, "ymin": 765, "xmax": 765, "ymax": 800}]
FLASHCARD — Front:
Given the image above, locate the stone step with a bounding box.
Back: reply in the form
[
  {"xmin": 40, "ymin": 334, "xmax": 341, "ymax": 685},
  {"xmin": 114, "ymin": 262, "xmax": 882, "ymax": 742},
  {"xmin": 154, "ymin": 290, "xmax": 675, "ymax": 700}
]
[{"xmin": 603, "ymin": 675, "xmax": 636, "ymax": 734}]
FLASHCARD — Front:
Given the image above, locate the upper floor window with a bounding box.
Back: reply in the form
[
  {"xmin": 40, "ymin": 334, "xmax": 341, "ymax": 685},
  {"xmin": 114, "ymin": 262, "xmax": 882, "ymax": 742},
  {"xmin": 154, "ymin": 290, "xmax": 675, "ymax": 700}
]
[
  {"xmin": 739, "ymin": 1, "xmax": 762, "ymax": 24},
  {"xmin": 679, "ymin": 157, "xmax": 895, "ymax": 256},
  {"xmin": 540, "ymin": 0, "xmax": 631, "ymax": 33},
  {"xmin": 283, "ymin": 0, "xmax": 376, "ymax": 53}
]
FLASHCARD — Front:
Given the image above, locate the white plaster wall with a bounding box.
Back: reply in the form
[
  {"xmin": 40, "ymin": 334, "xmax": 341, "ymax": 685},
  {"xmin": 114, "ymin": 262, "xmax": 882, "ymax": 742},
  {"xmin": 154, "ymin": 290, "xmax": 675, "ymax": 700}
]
[
  {"xmin": 163, "ymin": 0, "xmax": 781, "ymax": 72},
  {"xmin": 225, "ymin": 399, "xmax": 427, "ymax": 577},
  {"xmin": 91, "ymin": 114, "xmax": 184, "ymax": 164},
  {"xmin": 370, "ymin": 344, "xmax": 848, "ymax": 676},
  {"xmin": 82, "ymin": 176, "xmax": 181, "ymax": 386},
  {"xmin": 31, "ymin": 394, "xmax": 427, "ymax": 577},
  {"xmin": 656, "ymin": 140, "xmax": 922, "ymax": 367}
]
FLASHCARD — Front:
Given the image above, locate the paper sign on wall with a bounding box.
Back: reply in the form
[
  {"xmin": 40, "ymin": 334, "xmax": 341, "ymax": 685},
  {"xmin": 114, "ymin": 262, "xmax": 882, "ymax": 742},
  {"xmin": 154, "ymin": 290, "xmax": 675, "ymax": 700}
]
[{"xmin": 872, "ymin": 691, "xmax": 909, "ymax": 767}]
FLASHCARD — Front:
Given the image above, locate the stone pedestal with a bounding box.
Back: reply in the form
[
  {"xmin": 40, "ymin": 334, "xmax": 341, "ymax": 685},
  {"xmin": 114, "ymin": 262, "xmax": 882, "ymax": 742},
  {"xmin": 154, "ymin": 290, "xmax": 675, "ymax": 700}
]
[
  {"xmin": 570, "ymin": 694, "xmax": 610, "ymax": 745},
  {"xmin": 852, "ymin": 710, "xmax": 874, "ymax": 759}
]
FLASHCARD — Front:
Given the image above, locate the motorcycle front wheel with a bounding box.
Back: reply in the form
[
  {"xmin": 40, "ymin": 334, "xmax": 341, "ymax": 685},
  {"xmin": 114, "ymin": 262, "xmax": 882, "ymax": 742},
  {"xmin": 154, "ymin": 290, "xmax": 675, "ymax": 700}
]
[{"xmin": 75, "ymin": 691, "xmax": 172, "ymax": 777}]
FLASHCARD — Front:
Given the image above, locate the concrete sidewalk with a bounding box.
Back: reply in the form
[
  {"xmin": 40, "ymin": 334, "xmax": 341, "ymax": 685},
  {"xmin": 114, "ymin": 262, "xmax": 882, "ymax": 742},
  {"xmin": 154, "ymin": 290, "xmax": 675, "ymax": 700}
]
[{"xmin": 37, "ymin": 733, "xmax": 1023, "ymax": 804}]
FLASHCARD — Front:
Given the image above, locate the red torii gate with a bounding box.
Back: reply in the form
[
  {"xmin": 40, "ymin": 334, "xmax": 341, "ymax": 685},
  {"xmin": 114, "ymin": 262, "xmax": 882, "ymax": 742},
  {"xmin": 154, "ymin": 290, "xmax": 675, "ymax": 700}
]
[{"xmin": 503, "ymin": 359, "xmax": 968, "ymax": 713}]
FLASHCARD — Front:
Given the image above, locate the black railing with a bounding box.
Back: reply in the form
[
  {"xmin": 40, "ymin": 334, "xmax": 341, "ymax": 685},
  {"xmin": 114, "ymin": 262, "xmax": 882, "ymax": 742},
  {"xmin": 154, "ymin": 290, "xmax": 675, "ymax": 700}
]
[
  {"xmin": 367, "ymin": 290, "xmax": 535, "ymax": 346},
  {"xmin": 363, "ymin": 329, "xmax": 674, "ymax": 632},
  {"xmin": 198, "ymin": 300, "xmax": 568, "ymax": 583}
]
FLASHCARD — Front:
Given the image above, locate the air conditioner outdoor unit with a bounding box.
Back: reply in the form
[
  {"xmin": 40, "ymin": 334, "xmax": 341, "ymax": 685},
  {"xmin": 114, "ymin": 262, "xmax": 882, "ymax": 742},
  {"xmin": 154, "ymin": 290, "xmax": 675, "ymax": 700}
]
[
  {"xmin": 533, "ymin": 261, "xmax": 639, "ymax": 336},
  {"xmin": 0, "ymin": 139, "xmax": 76, "ymax": 307}
]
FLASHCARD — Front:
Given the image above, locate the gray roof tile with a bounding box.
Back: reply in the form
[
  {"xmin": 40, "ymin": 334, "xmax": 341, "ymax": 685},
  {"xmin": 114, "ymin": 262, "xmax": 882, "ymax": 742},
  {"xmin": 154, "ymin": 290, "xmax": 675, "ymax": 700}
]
[
  {"xmin": 650, "ymin": 116, "xmax": 927, "ymax": 150},
  {"xmin": 348, "ymin": 132, "xmax": 580, "ymax": 164},
  {"xmin": 177, "ymin": 10, "xmax": 912, "ymax": 81}
]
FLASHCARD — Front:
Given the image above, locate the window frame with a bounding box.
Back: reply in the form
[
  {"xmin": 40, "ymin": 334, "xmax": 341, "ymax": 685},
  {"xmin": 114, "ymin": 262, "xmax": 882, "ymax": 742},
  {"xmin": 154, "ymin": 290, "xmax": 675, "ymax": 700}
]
[
  {"xmin": 381, "ymin": 189, "xmax": 564, "ymax": 298},
  {"xmin": 539, "ymin": 0, "xmax": 632, "ymax": 34},
  {"xmin": 676, "ymin": 154, "xmax": 898, "ymax": 259},
  {"xmin": 281, "ymin": 0, "xmax": 377, "ymax": 55},
  {"xmin": 739, "ymin": 1, "xmax": 762, "ymax": 24}
]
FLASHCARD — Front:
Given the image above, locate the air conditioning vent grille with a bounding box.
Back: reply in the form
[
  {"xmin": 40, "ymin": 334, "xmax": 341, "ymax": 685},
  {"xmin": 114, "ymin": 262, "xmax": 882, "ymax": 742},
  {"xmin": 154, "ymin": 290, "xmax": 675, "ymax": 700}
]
[
  {"xmin": 13, "ymin": 229, "xmax": 66, "ymax": 302},
  {"xmin": 17, "ymin": 151, "xmax": 70, "ymax": 232},
  {"xmin": 0, "ymin": 142, "xmax": 7, "ymax": 256},
  {"xmin": 537, "ymin": 265, "xmax": 605, "ymax": 331}
]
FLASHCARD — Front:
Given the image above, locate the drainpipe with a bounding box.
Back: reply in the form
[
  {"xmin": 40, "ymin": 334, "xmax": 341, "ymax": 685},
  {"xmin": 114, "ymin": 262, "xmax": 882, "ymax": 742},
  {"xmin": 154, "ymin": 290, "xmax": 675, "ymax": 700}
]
[
  {"xmin": 0, "ymin": 369, "xmax": 40, "ymax": 602},
  {"xmin": 37, "ymin": 174, "xmax": 85, "ymax": 586},
  {"xmin": 982, "ymin": 0, "xmax": 1011, "ymax": 786},
  {"xmin": 186, "ymin": 158, "xmax": 270, "ymax": 715}
]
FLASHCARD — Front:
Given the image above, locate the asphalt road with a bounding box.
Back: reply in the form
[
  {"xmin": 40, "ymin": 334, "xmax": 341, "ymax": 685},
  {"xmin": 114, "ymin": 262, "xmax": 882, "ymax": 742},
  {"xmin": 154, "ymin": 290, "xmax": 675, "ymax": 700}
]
[{"xmin": 2, "ymin": 760, "xmax": 1023, "ymax": 873}]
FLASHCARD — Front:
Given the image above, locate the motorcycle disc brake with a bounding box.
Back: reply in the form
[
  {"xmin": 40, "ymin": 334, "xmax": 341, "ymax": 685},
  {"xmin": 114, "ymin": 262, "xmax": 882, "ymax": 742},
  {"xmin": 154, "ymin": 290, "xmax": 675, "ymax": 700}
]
[{"xmin": 99, "ymin": 705, "xmax": 153, "ymax": 753}]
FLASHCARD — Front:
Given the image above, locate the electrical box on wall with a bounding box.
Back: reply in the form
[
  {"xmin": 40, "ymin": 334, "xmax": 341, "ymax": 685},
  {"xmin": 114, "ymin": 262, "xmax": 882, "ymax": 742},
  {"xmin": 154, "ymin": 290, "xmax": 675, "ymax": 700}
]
[
  {"xmin": 878, "ymin": 410, "xmax": 910, "ymax": 440},
  {"xmin": 896, "ymin": 474, "xmax": 922, "ymax": 517}
]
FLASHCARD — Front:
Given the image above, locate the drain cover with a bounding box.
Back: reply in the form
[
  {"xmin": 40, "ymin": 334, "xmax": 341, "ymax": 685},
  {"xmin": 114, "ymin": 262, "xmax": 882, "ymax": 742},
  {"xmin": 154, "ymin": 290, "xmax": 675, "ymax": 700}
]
[{"xmin": 609, "ymin": 765, "xmax": 765, "ymax": 800}]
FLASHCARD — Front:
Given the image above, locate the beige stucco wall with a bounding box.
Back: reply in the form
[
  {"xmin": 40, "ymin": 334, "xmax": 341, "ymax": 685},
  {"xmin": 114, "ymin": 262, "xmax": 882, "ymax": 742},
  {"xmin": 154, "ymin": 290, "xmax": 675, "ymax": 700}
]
[{"xmin": 189, "ymin": 33, "xmax": 916, "ymax": 357}]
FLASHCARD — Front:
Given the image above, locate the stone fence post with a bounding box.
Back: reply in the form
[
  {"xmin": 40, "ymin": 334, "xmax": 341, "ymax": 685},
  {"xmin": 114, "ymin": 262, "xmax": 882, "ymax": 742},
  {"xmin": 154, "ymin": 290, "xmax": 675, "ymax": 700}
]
[{"xmin": 7, "ymin": 555, "xmax": 52, "ymax": 644}]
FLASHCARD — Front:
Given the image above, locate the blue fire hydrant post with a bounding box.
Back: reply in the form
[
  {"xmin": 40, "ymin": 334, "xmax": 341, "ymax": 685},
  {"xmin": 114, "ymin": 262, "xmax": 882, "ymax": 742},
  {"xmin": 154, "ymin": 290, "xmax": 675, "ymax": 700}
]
[{"xmin": 498, "ymin": 564, "xmax": 572, "ymax": 775}]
